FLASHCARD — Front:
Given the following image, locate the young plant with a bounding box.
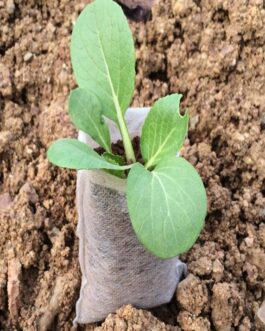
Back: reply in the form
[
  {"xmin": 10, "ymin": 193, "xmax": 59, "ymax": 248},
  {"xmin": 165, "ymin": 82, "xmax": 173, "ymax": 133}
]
[{"xmin": 48, "ymin": 0, "xmax": 207, "ymax": 259}]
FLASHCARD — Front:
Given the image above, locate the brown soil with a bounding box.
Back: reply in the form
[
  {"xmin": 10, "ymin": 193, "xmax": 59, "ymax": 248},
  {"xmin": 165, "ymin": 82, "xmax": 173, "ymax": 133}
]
[
  {"xmin": 96, "ymin": 137, "xmax": 143, "ymax": 164},
  {"xmin": 0, "ymin": 0, "xmax": 265, "ymax": 330}
]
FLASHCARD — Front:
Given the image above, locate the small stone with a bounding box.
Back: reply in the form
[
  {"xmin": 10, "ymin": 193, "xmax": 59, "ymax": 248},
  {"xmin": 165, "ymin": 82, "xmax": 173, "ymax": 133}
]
[
  {"xmin": 190, "ymin": 115, "xmax": 199, "ymax": 130},
  {"xmin": 24, "ymin": 52, "xmax": 33, "ymax": 62},
  {"xmin": 19, "ymin": 183, "xmax": 39, "ymax": 204},
  {"xmin": 172, "ymin": 0, "xmax": 193, "ymax": 16},
  {"xmin": 58, "ymin": 69, "xmax": 68, "ymax": 86},
  {"xmin": 27, "ymin": 166, "xmax": 36, "ymax": 180},
  {"xmin": 233, "ymin": 131, "xmax": 245, "ymax": 142},
  {"xmin": 6, "ymin": 0, "xmax": 15, "ymax": 14},
  {"xmin": 256, "ymin": 301, "xmax": 265, "ymax": 330},
  {"xmin": 0, "ymin": 64, "xmax": 12, "ymax": 97},
  {"xmin": 43, "ymin": 200, "xmax": 52, "ymax": 209},
  {"xmin": 0, "ymin": 193, "xmax": 12, "ymax": 210},
  {"xmin": 245, "ymin": 237, "xmax": 254, "ymax": 247},
  {"xmin": 0, "ymin": 130, "xmax": 11, "ymax": 152},
  {"xmin": 212, "ymin": 259, "xmax": 224, "ymax": 282}
]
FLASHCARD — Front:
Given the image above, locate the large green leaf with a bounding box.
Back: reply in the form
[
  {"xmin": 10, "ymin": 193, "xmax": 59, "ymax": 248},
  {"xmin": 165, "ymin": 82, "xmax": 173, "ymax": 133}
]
[
  {"xmin": 71, "ymin": 0, "xmax": 135, "ymax": 123},
  {"xmin": 68, "ymin": 88, "xmax": 111, "ymax": 152},
  {"xmin": 127, "ymin": 156, "xmax": 207, "ymax": 258},
  {"xmin": 47, "ymin": 139, "xmax": 132, "ymax": 170},
  {"xmin": 141, "ymin": 94, "xmax": 189, "ymax": 169}
]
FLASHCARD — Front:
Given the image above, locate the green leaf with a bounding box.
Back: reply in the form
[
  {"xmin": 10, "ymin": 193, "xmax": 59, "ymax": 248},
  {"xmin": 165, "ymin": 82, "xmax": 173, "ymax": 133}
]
[
  {"xmin": 141, "ymin": 94, "xmax": 189, "ymax": 169},
  {"xmin": 71, "ymin": 0, "xmax": 135, "ymax": 123},
  {"xmin": 127, "ymin": 156, "xmax": 207, "ymax": 258},
  {"xmin": 47, "ymin": 139, "xmax": 132, "ymax": 171},
  {"xmin": 102, "ymin": 152, "xmax": 125, "ymax": 166},
  {"xmin": 102, "ymin": 152, "xmax": 126, "ymax": 178},
  {"xmin": 68, "ymin": 88, "xmax": 111, "ymax": 152}
]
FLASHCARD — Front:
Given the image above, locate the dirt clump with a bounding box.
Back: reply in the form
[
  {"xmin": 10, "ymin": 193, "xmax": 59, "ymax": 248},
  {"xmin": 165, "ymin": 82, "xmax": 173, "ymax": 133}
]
[
  {"xmin": 94, "ymin": 305, "xmax": 179, "ymax": 331},
  {"xmin": 0, "ymin": 0, "xmax": 265, "ymax": 330},
  {"xmin": 176, "ymin": 274, "xmax": 209, "ymax": 316},
  {"xmin": 211, "ymin": 283, "xmax": 244, "ymax": 331},
  {"xmin": 177, "ymin": 311, "xmax": 211, "ymax": 331}
]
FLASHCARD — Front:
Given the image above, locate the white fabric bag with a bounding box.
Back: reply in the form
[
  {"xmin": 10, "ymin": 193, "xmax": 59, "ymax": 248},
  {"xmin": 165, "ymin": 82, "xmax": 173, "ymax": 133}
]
[{"xmin": 74, "ymin": 108, "xmax": 186, "ymax": 325}]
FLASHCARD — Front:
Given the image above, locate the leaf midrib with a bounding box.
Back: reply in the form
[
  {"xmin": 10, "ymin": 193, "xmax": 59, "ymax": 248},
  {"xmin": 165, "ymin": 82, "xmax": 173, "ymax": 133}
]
[
  {"xmin": 145, "ymin": 126, "xmax": 177, "ymax": 169},
  {"xmin": 94, "ymin": 14, "xmax": 123, "ymax": 123},
  {"xmin": 153, "ymin": 173, "xmax": 178, "ymax": 251}
]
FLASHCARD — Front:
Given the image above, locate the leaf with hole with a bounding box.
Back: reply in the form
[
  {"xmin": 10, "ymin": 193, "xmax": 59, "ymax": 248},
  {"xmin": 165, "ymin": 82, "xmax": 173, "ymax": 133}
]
[
  {"xmin": 47, "ymin": 0, "xmax": 207, "ymax": 259},
  {"xmin": 141, "ymin": 94, "xmax": 189, "ymax": 169}
]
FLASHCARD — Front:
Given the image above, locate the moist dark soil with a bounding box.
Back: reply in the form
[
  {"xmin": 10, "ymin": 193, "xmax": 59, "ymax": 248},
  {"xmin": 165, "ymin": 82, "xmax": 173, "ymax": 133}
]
[
  {"xmin": 0, "ymin": 0, "xmax": 265, "ymax": 330},
  {"xmin": 96, "ymin": 137, "xmax": 144, "ymax": 165}
]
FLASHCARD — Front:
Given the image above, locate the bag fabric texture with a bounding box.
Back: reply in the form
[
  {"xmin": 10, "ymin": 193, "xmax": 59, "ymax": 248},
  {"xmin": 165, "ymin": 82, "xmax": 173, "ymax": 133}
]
[{"xmin": 74, "ymin": 108, "xmax": 187, "ymax": 325}]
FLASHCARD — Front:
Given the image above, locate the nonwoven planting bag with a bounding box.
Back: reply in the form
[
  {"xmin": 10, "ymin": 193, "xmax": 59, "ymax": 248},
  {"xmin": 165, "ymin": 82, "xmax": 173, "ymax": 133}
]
[{"xmin": 74, "ymin": 108, "xmax": 187, "ymax": 325}]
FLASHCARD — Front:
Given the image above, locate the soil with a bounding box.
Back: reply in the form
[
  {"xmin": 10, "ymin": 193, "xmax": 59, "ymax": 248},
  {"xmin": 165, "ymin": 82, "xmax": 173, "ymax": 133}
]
[
  {"xmin": 0, "ymin": 0, "xmax": 265, "ymax": 330},
  {"xmin": 96, "ymin": 137, "xmax": 143, "ymax": 164}
]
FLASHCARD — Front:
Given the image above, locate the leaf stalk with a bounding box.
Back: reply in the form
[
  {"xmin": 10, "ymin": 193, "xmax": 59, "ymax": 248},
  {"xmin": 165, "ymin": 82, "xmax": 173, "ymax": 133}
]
[{"xmin": 114, "ymin": 96, "xmax": 136, "ymax": 163}]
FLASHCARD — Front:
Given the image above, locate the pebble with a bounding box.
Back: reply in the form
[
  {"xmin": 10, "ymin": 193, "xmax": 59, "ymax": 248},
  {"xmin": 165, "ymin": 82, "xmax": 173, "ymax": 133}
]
[
  {"xmin": 190, "ymin": 115, "xmax": 199, "ymax": 130},
  {"xmin": 6, "ymin": 0, "xmax": 15, "ymax": 14},
  {"xmin": 0, "ymin": 130, "xmax": 11, "ymax": 152},
  {"xmin": 0, "ymin": 193, "xmax": 12, "ymax": 210},
  {"xmin": 24, "ymin": 52, "xmax": 33, "ymax": 62},
  {"xmin": 256, "ymin": 301, "xmax": 265, "ymax": 330},
  {"xmin": 0, "ymin": 64, "xmax": 12, "ymax": 97},
  {"xmin": 212, "ymin": 259, "xmax": 224, "ymax": 281},
  {"xmin": 245, "ymin": 237, "xmax": 254, "ymax": 247},
  {"xmin": 173, "ymin": 0, "xmax": 192, "ymax": 16}
]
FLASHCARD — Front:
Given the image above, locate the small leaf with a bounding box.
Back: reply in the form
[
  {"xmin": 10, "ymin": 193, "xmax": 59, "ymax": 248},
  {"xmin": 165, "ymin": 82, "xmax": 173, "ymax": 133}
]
[
  {"xmin": 102, "ymin": 152, "xmax": 126, "ymax": 178},
  {"xmin": 47, "ymin": 139, "xmax": 132, "ymax": 171},
  {"xmin": 71, "ymin": 0, "xmax": 135, "ymax": 123},
  {"xmin": 127, "ymin": 156, "xmax": 207, "ymax": 258},
  {"xmin": 141, "ymin": 94, "xmax": 189, "ymax": 169},
  {"xmin": 68, "ymin": 88, "xmax": 111, "ymax": 152},
  {"xmin": 102, "ymin": 152, "xmax": 125, "ymax": 166}
]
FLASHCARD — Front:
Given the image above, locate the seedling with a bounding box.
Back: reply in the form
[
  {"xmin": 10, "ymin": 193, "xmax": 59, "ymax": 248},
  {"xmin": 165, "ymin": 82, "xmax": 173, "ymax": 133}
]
[{"xmin": 48, "ymin": 0, "xmax": 207, "ymax": 259}]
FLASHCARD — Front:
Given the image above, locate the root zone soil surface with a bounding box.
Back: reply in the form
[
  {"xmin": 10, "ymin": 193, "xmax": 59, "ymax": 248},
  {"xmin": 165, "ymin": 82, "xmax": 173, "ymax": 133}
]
[{"xmin": 0, "ymin": 0, "xmax": 264, "ymax": 330}]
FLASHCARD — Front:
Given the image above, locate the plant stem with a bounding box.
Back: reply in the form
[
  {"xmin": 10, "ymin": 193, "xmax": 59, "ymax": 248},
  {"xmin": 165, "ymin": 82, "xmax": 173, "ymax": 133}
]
[
  {"xmin": 117, "ymin": 110, "xmax": 136, "ymax": 163},
  {"xmin": 113, "ymin": 102, "xmax": 135, "ymax": 163}
]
